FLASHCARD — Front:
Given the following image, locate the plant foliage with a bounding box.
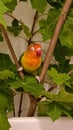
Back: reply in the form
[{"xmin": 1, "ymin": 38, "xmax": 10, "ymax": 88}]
[{"xmin": 0, "ymin": 0, "xmax": 73, "ymax": 129}]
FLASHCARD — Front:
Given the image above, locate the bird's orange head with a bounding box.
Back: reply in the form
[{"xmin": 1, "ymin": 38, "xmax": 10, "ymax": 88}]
[{"xmin": 27, "ymin": 43, "xmax": 42, "ymax": 57}]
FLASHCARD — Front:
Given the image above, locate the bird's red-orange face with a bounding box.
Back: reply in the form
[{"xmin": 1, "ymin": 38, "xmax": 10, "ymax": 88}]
[{"xmin": 29, "ymin": 43, "xmax": 42, "ymax": 56}]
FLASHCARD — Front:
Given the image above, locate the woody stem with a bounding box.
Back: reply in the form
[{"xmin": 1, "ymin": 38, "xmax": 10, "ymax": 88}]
[
  {"xmin": 28, "ymin": 11, "xmax": 38, "ymax": 45},
  {"xmin": 39, "ymin": 0, "xmax": 73, "ymax": 83}
]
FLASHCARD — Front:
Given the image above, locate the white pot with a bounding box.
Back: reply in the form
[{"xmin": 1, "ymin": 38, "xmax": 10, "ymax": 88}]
[{"xmin": 9, "ymin": 117, "xmax": 73, "ymax": 130}]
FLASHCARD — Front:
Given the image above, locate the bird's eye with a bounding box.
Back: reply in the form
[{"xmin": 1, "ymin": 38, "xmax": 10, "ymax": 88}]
[
  {"xmin": 36, "ymin": 48, "xmax": 41, "ymax": 51},
  {"xmin": 31, "ymin": 46, "xmax": 35, "ymax": 51}
]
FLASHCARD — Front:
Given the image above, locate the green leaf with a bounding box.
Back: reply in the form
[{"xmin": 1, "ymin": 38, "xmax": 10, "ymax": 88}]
[
  {"xmin": 10, "ymin": 76, "xmax": 44, "ymax": 97},
  {"xmin": 0, "ymin": 87, "xmax": 13, "ymax": 111},
  {"xmin": 54, "ymin": 40, "xmax": 70, "ymax": 64},
  {"xmin": 39, "ymin": 7, "xmax": 73, "ymax": 52},
  {"xmin": 39, "ymin": 88, "xmax": 73, "ymax": 120},
  {"xmin": 0, "ymin": 53, "xmax": 16, "ymax": 71},
  {"xmin": 0, "ymin": 87, "xmax": 13, "ymax": 130},
  {"xmin": 7, "ymin": 26, "xmax": 22, "ymax": 36},
  {"xmin": 38, "ymin": 100, "xmax": 72, "ymax": 121},
  {"xmin": 53, "ymin": 40, "xmax": 73, "ymax": 73},
  {"xmin": 0, "ymin": 1, "xmax": 8, "ymax": 14},
  {"xmin": 55, "ymin": 88, "xmax": 73, "ymax": 104},
  {"xmin": 0, "ymin": 14, "xmax": 7, "ymax": 27},
  {"xmin": 7, "ymin": 19, "xmax": 22, "ymax": 36},
  {"xmin": 65, "ymin": 74, "xmax": 73, "ymax": 91},
  {"xmin": 47, "ymin": 0, "xmax": 62, "ymax": 9},
  {"xmin": 0, "ymin": 111, "xmax": 10, "ymax": 130},
  {"xmin": 65, "ymin": 83, "xmax": 73, "ymax": 94},
  {"xmin": 48, "ymin": 68, "xmax": 70, "ymax": 85},
  {"xmin": 0, "ymin": 1, "xmax": 8, "ymax": 27},
  {"xmin": 22, "ymin": 76, "xmax": 44, "ymax": 97},
  {"xmin": 44, "ymin": 88, "xmax": 73, "ymax": 110},
  {"xmin": 30, "ymin": 0, "xmax": 47, "ymax": 13},
  {"xmin": 10, "ymin": 20, "xmax": 32, "ymax": 38},
  {"xmin": 60, "ymin": 9, "xmax": 73, "ymax": 53},
  {"xmin": 49, "ymin": 60, "xmax": 73, "ymax": 74},
  {"xmin": 0, "ymin": 69, "xmax": 15, "ymax": 80},
  {"xmin": 39, "ymin": 9, "xmax": 60, "ymax": 40},
  {"xmin": 4, "ymin": 0, "xmax": 17, "ymax": 12},
  {"xmin": 21, "ymin": 24, "xmax": 31, "ymax": 38},
  {"xmin": 47, "ymin": 102, "xmax": 72, "ymax": 121},
  {"xmin": 38, "ymin": 100, "xmax": 52, "ymax": 116},
  {"xmin": 38, "ymin": 101, "xmax": 63, "ymax": 120},
  {"xmin": 0, "ymin": 33, "xmax": 3, "ymax": 41},
  {"xmin": 1, "ymin": 0, "xmax": 12, "ymax": 3},
  {"xmin": 47, "ymin": 102, "xmax": 64, "ymax": 121}
]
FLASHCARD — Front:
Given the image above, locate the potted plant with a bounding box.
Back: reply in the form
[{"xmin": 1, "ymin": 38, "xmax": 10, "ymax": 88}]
[{"xmin": 0, "ymin": 0, "xmax": 73, "ymax": 130}]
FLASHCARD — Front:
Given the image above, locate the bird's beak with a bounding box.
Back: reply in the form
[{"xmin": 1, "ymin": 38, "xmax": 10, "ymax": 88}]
[{"xmin": 36, "ymin": 48, "xmax": 42, "ymax": 56}]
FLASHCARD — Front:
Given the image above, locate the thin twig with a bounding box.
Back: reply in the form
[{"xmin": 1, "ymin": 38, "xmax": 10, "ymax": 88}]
[
  {"xmin": 27, "ymin": 94, "xmax": 40, "ymax": 116},
  {"xmin": 32, "ymin": 15, "xmax": 59, "ymax": 36},
  {"xmin": 18, "ymin": 92, "xmax": 24, "ymax": 117},
  {"xmin": 28, "ymin": 11, "xmax": 38, "ymax": 45},
  {"xmin": 6, "ymin": 12, "xmax": 29, "ymax": 42},
  {"xmin": 26, "ymin": 11, "xmax": 40, "ymax": 116},
  {"xmin": 67, "ymin": 69, "xmax": 73, "ymax": 75},
  {"xmin": 7, "ymin": 31, "xmax": 28, "ymax": 42},
  {"xmin": 39, "ymin": 0, "xmax": 73, "ymax": 83},
  {"xmin": 32, "ymin": 30, "xmax": 39, "ymax": 36},
  {"xmin": 48, "ymin": 84, "xmax": 57, "ymax": 92},
  {"xmin": 46, "ymin": 68, "xmax": 73, "ymax": 92},
  {"xmin": 6, "ymin": 12, "xmax": 23, "ymax": 24},
  {"xmin": 13, "ymin": 98, "xmax": 16, "ymax": 117}
]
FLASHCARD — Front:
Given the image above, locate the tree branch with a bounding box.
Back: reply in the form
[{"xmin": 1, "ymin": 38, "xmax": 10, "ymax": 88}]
[
  {"xmin": 0, "ymin": 23, "xmax": 25, "ymax": 117},
  {"xmin": 47, "ymin": 69, "xmax": 73, "ymax": 92},
  {"xmin": 0, "ymin": 23, "xmax": 24, "ymax": 79},
  {"xmin": 27, "ymin": 94, "xmax": 40, "ymax": 117},
  {"xmin": 38, "ymin": 0, "xmax": 73, "ymax": 83},
  {"xmin": 28, "ymin": 11, "xmax": 38, "ymax": 45},
  {"xmin": 26, "ymin": 11, "xmax": 39, "ymax": 116},
  {"xmin": 6, "ymin": 12, "xmax": 23, "ymax": 24},
  {"xmin": 67, "ymin": 69, "xmax": 73, "ymax": 75},
  {"xmin": 18, "ymin": 92, "xmax": 24, "ymax": 117}
]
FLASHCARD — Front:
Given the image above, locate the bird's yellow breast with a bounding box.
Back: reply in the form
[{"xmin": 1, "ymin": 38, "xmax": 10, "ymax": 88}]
[{"xmin": 20, "ymin": 51, "xmax": 41, "ymax": 73}]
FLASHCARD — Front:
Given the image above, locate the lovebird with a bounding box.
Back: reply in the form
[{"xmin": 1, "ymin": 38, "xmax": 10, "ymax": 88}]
[{"xmin": 20, "ymin": 43, "xmax": 42, "ymax": 74}]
